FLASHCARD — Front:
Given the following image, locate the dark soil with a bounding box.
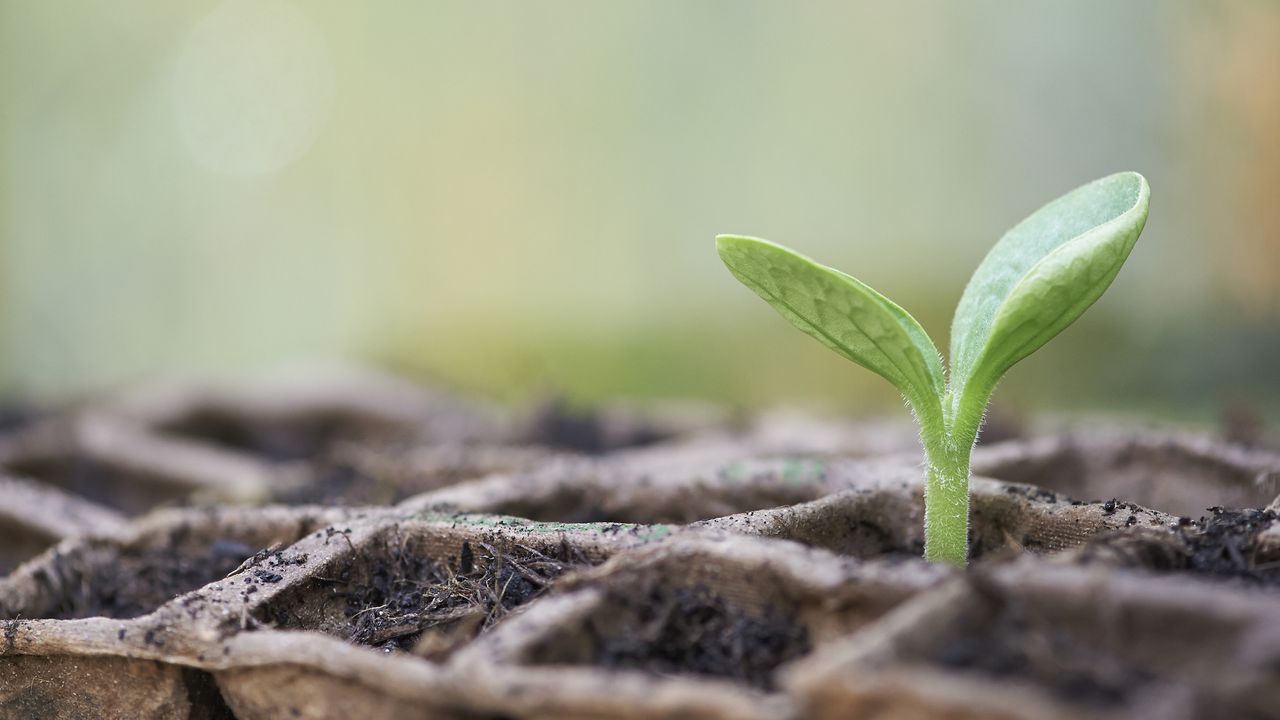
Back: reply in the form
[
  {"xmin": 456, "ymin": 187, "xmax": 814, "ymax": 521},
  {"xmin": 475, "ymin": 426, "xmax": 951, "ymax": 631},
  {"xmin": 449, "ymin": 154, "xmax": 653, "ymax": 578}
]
[
  {"xmin": 974, "ymin": 406, "xmax": 1024, "ymax": 446},
  {"xmin": 1218, "ymin": 400, "xmax": 1273, "ymax": 449},
  {"xmin": 1176, "ymin": 507, "xmax": 1279, "ymax": 585},
  {"xmin": 274, "ymin": 457, "xmax": 404, "ymax": 506},
  {"xmin": 0, "ymin": 527, "xmax": 60, "ymax": 577},
  {"xmin": 0, "ymin": 404, "xmax": 38, "ymax": 435},
  {"xmin": 263, "ymin": 535, "xmax": 589, "ymax": 654},
  {"xmin": 159, "ymin": 408, "xmax": 398, "ymax": 463},
  {"xmin": 29, "ymin": 537, "xmax": 259, "ymax": 620},
  {"xmin": 181, "ymin": 668, "xmax": 238, "ymax": 720},
  {"xmin": 568, "ymin": 584, "xmax": 810, "ymax": 691},
  {"xmin": 930, "ymin": 577, "xmax": 1151, "ymax": 707},
  {"xmin": 528, "ymin": 399, "xmax": 672, "ymax": 455},
  {"xmin": 4, "ymin": 453, "xmax": 192, "ymax": 516},
  {"xmin": 1074, "ymin": 506, "xmax": 1280, "ymax": 588}
]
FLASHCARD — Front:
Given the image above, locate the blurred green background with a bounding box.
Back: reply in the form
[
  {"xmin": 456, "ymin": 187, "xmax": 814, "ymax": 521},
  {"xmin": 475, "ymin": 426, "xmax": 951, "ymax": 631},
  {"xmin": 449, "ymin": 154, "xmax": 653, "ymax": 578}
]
[{"xmin": 2, "ymin": 1, "xmax": 1278, "ymax": 420}]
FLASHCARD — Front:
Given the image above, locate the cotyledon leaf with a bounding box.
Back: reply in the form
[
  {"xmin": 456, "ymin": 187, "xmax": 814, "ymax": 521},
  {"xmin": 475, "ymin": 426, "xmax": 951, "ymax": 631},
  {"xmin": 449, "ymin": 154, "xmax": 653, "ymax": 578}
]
[
  {"xmin": 716, "ymin": 235, "xmax": 944, "ymax": 415},
  {"xmin": 949, "ymin": 172, "xmax": 1150, "ymax": 409}
]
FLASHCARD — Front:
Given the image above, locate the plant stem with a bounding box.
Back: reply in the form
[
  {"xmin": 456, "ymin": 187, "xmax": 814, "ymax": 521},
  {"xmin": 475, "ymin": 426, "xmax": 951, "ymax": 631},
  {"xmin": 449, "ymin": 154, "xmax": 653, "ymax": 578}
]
[{"xmin": 922, "ymin": 434, "xmax": 973, "ymax": 566}]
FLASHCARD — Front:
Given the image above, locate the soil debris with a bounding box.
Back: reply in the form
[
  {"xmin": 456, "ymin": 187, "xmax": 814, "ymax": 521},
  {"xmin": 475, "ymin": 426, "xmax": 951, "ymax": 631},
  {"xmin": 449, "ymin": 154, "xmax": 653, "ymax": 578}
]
[
  {"xmin": 1073, "ymin": 506, "xmax": 1280, "ymax": 587},
  {"xmin": 2, "ymin": 619, "xmax": 18, "ymax": 653},
  {"xmin": 1000, "ymin": 484, "xmax": 1061, "ymax": 504},
  {"xmin": 252, "ymin": 569, "xmax": 283, "ymax": 584},
  {"xmin": 1177, "ymin": 507, "xmax": 1279, "ymax": 585}
]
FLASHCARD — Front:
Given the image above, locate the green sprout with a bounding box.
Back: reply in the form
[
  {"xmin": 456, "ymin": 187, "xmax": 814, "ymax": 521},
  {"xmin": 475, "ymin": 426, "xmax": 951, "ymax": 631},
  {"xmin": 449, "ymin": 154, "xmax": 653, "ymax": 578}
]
[{"xmin": 717, "ymin": 172, "xmax": 1150, "ymax": 566}]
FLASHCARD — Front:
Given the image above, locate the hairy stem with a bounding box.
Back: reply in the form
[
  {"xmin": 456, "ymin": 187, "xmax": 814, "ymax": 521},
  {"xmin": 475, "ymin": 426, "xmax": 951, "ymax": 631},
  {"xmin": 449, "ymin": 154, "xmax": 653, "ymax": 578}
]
[
  {"xmin": 922, "ymin": 436, "xmax": 973, "ymax": 566},
  {"xmin": 920, "ymin": 384, "xmax": 987, "ymax": 567}
]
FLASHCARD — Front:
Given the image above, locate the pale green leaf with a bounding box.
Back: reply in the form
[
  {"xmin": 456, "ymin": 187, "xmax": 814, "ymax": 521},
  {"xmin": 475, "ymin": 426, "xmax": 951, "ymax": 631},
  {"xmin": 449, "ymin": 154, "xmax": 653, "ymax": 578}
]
[
  {"xmin": 716, "ymin": 235, "xmax": 944, "ymax": 413},
  {"xmin": 949, "ymin": 172, "xmax": 1150, "ymax": 405}
]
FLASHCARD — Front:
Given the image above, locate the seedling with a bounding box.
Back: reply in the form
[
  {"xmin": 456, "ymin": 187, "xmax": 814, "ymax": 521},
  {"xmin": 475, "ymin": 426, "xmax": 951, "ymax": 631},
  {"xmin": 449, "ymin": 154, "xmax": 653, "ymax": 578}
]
[{"xmin": 717, "ymin": 172, "xmax": 1149, "ymax": 566}]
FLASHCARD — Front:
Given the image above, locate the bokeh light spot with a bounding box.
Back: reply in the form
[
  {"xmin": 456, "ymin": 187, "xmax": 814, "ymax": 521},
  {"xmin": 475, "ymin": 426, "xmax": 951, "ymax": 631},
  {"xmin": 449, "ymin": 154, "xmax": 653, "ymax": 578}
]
[{"xmin": 172, "ymin": 0, "xmax": 333, "ymax": 176}]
